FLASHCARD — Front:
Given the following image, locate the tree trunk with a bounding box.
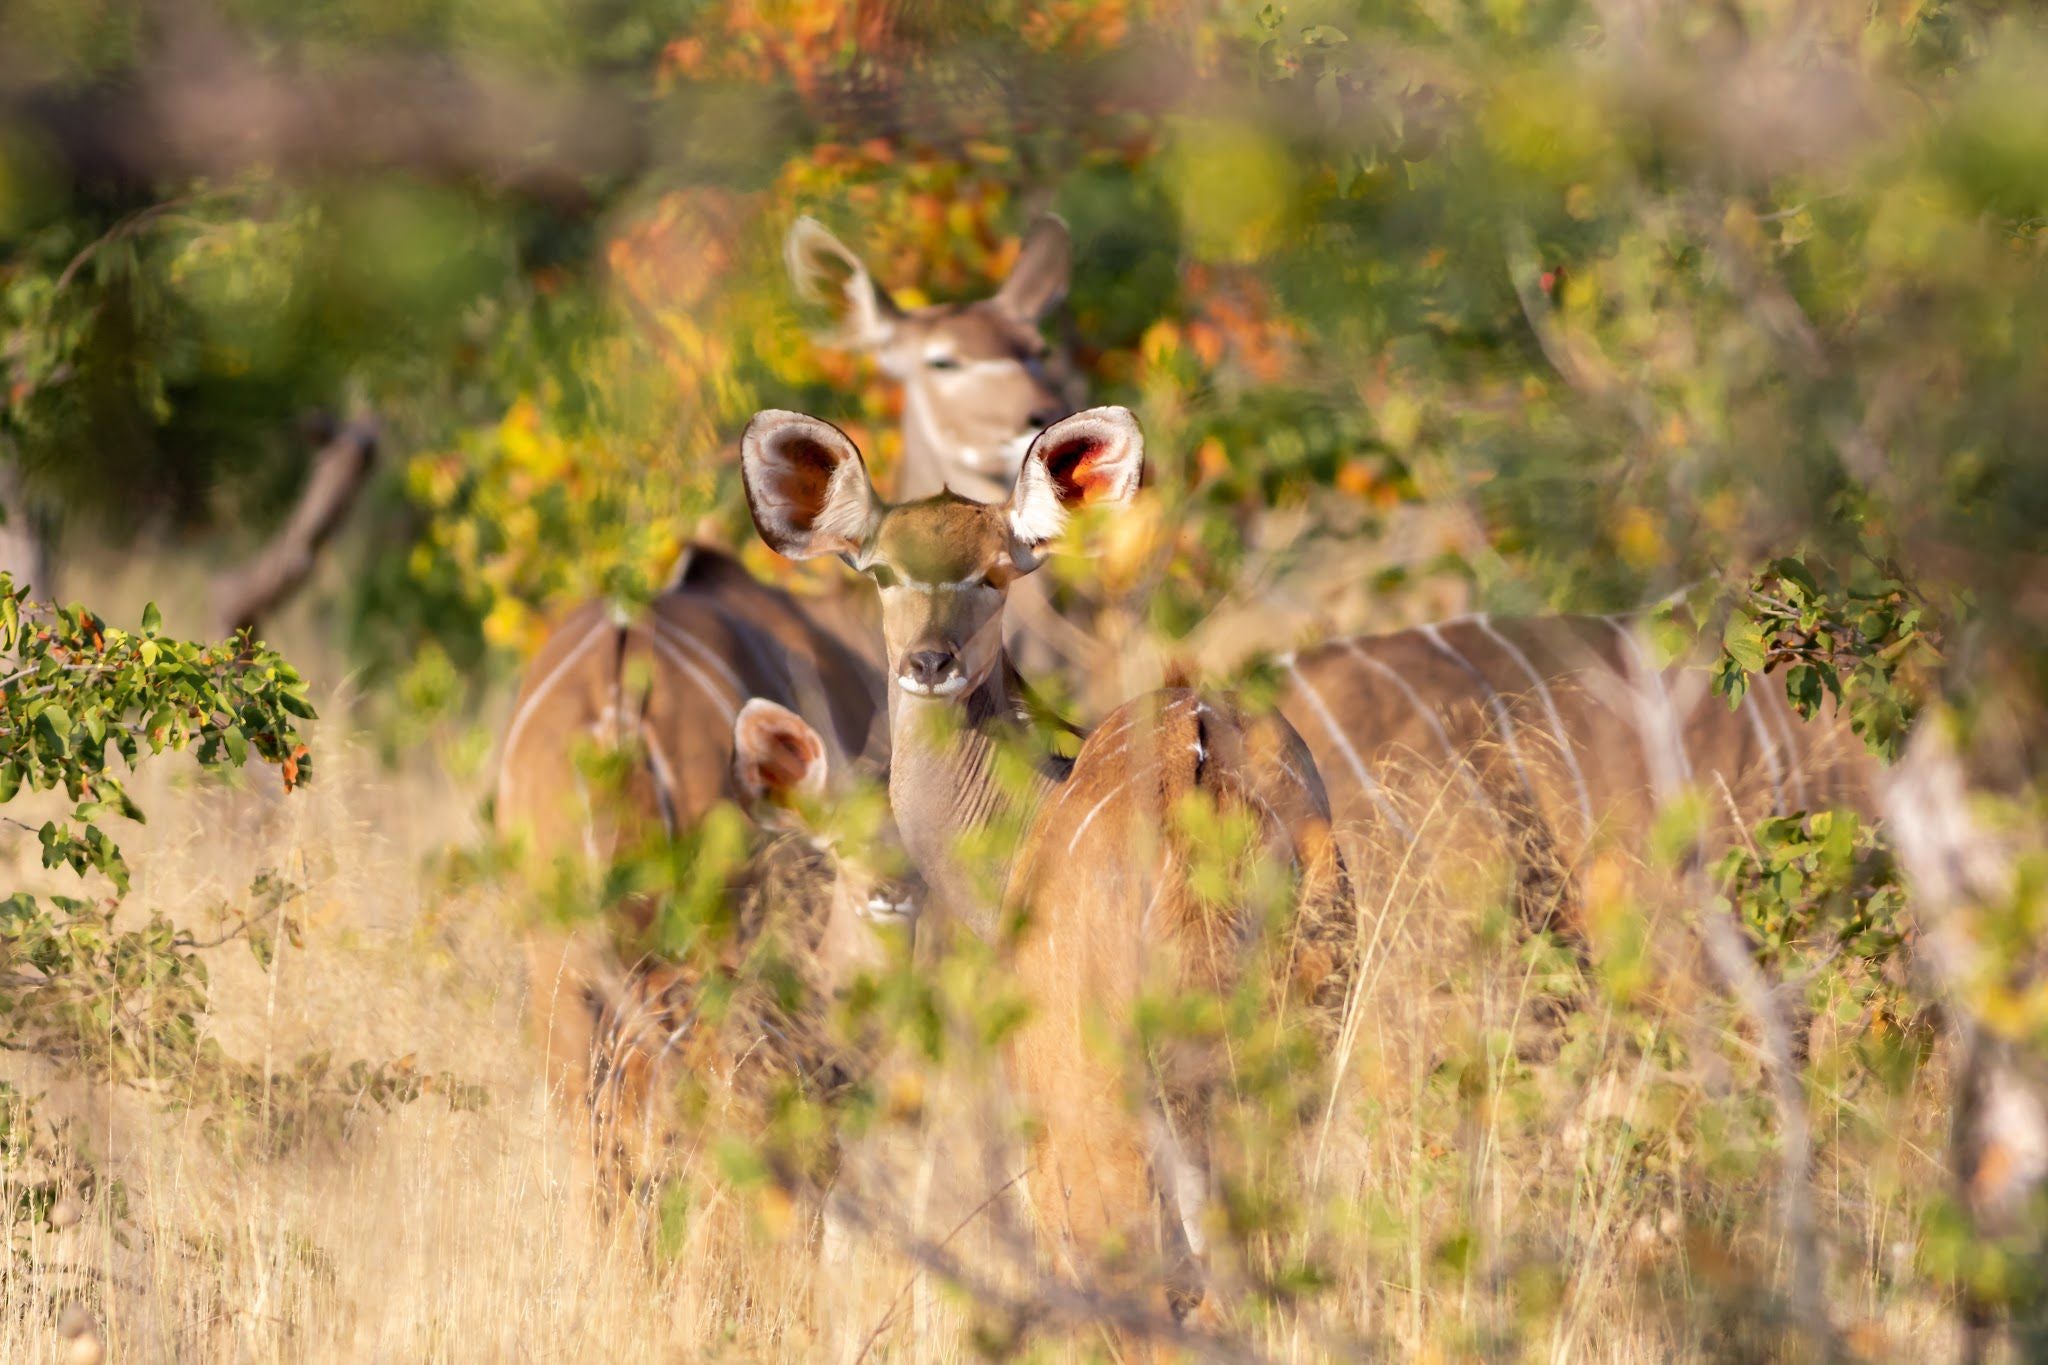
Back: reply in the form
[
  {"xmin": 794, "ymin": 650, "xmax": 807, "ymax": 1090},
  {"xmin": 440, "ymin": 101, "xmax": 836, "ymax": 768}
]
[{"xmin": 212, "ymin": 416, "xmax": 379, "ymax": 639}]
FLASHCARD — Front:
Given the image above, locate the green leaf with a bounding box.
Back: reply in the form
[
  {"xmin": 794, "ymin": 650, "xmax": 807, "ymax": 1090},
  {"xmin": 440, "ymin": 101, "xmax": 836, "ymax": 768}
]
[
  {"xmin": 37, "ymin": 706, "xmax": 71, "ymax": 755},
  {"xmin": 1722, "ymin": 614, "xmax": 1769, "ymax": 673},
  {"xmin": 1785, "ymin": 664, "xmax": 1822, "ymax": 717},
  {"xmin": 141, "ymin": 602, "xmax": 161, "ymax": 636},
  {"xmin": 1648, "ymin": 609, "xmax": 1694, "ymax": 664},
  {"xmin": 1771, "ymin": 557, "xmax": 1819, "ymax": 600}
]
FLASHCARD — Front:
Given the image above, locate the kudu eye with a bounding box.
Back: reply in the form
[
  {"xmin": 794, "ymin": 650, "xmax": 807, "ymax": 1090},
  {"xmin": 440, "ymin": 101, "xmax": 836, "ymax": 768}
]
[{"xmin": 924, "ymin": 354, "xmax": 961, "ymax": 371}]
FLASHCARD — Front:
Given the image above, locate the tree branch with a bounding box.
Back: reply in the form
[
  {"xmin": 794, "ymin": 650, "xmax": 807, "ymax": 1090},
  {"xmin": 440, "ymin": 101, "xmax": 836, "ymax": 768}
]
[
  {"xmin": 212, "ymin": 416, "xmax": 380, "ymax": 638},
  {"xmin": 1694, "ymin": 867, "xmax": 1832, "ymax": 1353}
]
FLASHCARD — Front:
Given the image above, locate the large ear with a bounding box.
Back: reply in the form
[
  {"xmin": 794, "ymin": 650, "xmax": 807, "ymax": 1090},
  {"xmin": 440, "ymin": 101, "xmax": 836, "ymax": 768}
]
[
  {"xmin": 785, "ymin": 216, "xmax": 901, "ymax": 350},
  {"xmin": 992, "ymin": 214, "xmax": 1071, "ymax": 323},
  {"xmin": 732, "ymin": 699, "xmax": 829, "ymax": 819},
  {"xmin": 741, "ymin": 410, "xmax": 880, "ymax": 562},
  {"xmin": 1006, "ymin": 406, "xmax": 1144, "ymax": 566}
]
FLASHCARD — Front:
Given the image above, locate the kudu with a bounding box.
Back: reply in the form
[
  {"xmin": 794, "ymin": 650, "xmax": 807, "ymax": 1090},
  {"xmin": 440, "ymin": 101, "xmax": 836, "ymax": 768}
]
[
  {"xmin": 1276, "ymin": 614, "xmax": 1881, "ymax": 930},
  {"xmin": 742, "ymin": 405, "xmax": 1350, "ymax": 1317},
  {"xmin": 789, "ymin": 214, "xmax": 1094, "ymax": 677},
  {"xmin": 495, "ymin": 548, "xmax": 906, "ymax": 1182},
  {"xmin": 786, "ymin": 214, "xmax": 1081, "ymax": 504},
  {"xmin": 582, "ymin": 698, "xmax": 912, "ymax": 1204},
  {"xmin": 500, "ymin": 212, "xmax": 1074, "ymax": 1147}
]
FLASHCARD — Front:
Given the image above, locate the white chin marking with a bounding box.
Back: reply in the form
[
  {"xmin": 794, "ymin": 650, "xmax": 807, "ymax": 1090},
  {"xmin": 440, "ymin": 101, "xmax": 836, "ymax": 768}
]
[
  {"xmin": 897, "ymin": 674, "xmax": 970, "ymax": 698},
  {"xmin": 861, "ymin": 895, "xmax": 919, "ymax": 924}
]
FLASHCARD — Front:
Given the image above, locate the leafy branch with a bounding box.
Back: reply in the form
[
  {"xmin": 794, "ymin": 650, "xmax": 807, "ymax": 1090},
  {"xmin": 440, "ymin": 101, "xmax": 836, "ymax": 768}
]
[
  {"xmin": 1656, "ymin": 553, "xmax": 1939, "ymax": 763},
  {"xmin": 0, "ymin": 573, "xmax": 314, "ymax": 891},
  {"xmin": 0, "ymin": 578, "xmax": 479, "ymax": 1275}
]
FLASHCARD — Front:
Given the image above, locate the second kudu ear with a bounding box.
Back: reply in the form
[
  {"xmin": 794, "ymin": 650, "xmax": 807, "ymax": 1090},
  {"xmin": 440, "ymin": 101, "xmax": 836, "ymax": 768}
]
[
  {"xmin": 993, "ymin": 214, "xmax": 1071, "ymax": 323},
  {"xmin": 741, "ymin": 410, "xmax": 881, "ymax": 562},
  {"xmin": 731, "ymin": 698, "xmax": 829, "ymax": 815},
  {"xmin": 785, "ymin": 216, "xmax": 901, "ymax": 350},
  {"xmin": 1006, "ymin": 406, "xmax": 1144, "ymax": 566}
]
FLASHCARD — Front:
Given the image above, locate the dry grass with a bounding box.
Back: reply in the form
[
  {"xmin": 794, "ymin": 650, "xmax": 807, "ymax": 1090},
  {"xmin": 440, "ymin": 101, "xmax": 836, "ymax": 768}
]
[{"xmin": 0, "ymin": 566, "xmax": 1967, "ymax": 1361}]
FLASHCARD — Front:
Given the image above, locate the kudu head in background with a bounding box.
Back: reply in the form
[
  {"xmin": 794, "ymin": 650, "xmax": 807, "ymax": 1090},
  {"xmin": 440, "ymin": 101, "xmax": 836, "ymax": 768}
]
[{"xmin": 785, "ymin": 214, "xmax": 1084, "ymax": 503}]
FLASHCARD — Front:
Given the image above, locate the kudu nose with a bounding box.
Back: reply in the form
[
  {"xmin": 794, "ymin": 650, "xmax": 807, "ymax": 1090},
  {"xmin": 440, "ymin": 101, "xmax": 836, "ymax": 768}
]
[{"xmin": 902, "ymin": 649, "xmax": 958, "ymax": 688}]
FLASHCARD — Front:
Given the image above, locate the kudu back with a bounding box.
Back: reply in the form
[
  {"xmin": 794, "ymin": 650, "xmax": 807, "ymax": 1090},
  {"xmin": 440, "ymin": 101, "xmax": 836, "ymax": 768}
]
[{"xmin": 1277, "ymin": 611, "xmax": 1881, "ymax": 935}]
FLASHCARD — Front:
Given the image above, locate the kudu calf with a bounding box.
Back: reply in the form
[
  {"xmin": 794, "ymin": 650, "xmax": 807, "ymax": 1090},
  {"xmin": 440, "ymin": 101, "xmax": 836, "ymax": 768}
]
[
  {"xmin": 742, "ymin": 405, "xmax": 1349, "ymax": 1317},
  {"xmin": 583, "ymin": 698, "xmax": 912, "ymax": 1204},
  {"xmin": 495, "ymin": 550, "xmax": 909, "ymax": 1198}
]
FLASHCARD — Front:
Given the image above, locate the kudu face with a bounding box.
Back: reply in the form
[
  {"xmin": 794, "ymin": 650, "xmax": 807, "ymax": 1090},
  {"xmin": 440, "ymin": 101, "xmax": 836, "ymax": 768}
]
[
  {"xmin": 740, "ymin": 407, "xmax": 1145, "ymax": 699},
  {"xmin": 785, "ymin": 215, "xmax": 1082, "ymax": 497}
]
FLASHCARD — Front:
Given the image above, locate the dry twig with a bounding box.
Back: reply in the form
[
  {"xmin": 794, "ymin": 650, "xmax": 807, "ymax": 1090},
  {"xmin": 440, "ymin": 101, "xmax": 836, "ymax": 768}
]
[{"xmin": 213, "ymin": 416, "xmax": 379, "ymax": 638}]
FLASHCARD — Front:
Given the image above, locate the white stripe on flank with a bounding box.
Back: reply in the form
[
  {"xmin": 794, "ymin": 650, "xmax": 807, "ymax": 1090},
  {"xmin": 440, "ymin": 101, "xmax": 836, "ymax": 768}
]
[
  {"xmin": 573, "ymin": 768, "xmax": 600, "ymax": 865},
  {"xmin": 1475, "ymin": 614, "xmax": 1596, "ymax": 833},
  {"xmin": 1605, "ymin": 618, "xmax": 1692, "ymax": 797},
  {"xmin": 699, "ymin": 593, "xmax": 856, "ymax": 766},
  {"xmin": 641, "ymin": 731, "xmax": 682, "ymax": 837},
  {"xmin": 1286, "ymin": 661, "xmax": 1415, "ymax": 839},
  {"xmin": 1761, "ymin": 682, "xmax": 1811, "ymax": 810},
  {"xmin": 1739, "ymin": 688, "xmax": 1787, "ymax": 815},
  {"xmin": 498, "ymin": 620, "xmax": 613, "ymax": 812},
  {"xmin": 1068, "ymin": 779, "xmax": 1131, "ymax": 855},
  {"xmin": 1277, "ymin": 755, "xmax": 1319, "ymax": 802},
  {"xmin": 652, "ymin": 614, "xmax": 747, "ymax": 699},
  {"xmin": 1420, "ymin": 621, "xmax": 1538, "ymax": 801},
  {"xmin": 1180, "ymin": 694, "xmax": 1208, "ymax": 765},
  {"xmin": 1343, "ymin": 639, "xmax": 1498, "ymax": 818},
  {"xmin": 778, "ymin": 642, "xmax": 850, "ymax": 774},
  {"xmin": 644, "ymin": 627, "xmax": 739, "ymax": 723}
]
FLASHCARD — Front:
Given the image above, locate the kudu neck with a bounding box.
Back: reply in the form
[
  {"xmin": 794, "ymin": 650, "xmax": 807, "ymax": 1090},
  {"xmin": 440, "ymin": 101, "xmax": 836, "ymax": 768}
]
[{"xmin": 886, "ymin": 651, "xmax": 1070, "ymax": 941}]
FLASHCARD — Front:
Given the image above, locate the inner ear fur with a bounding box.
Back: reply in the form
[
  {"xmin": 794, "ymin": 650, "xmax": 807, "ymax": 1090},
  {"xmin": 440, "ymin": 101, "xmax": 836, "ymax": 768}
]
[
  {"xmin": 740, "ymin": 410, "xmax": 879, "ymax": 561},
  {"xmin": 1006, "ymin": 406, "xmax": 1145, "ymax": 560},
  {"xmin": 733, "ymin": 698, "xmax": 829, "ymax": 808},
  {"xmin": 785, "ymin": 216, "xmax": 900, "ymax": 350}
]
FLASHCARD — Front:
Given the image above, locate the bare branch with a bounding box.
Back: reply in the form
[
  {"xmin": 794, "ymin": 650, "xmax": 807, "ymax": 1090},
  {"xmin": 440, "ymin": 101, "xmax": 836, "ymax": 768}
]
[
  {"xmin": 1503, "ymin": 221, "xmax": 1657, "ymax": 438},
  {"xmin": 821, "ymin": 1178, "xmax": 1269, "ymax": 1363},
  {"xmin": 851, "ymin": 1167, "xmax": 1034, "ymax": 1364},
  {"xmin": 212, "ymin": 416, "xmax": 380, "ymax": 638},
  {"xmin": 1694, "ymin": 867, "xmax": 1832, "ymax": 1353}
]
